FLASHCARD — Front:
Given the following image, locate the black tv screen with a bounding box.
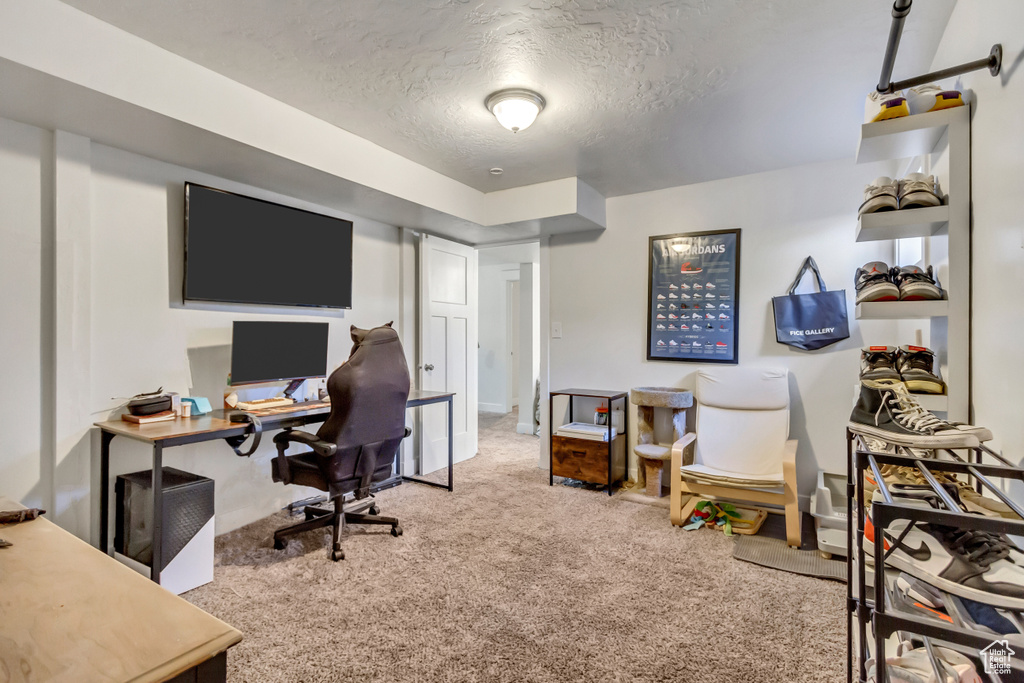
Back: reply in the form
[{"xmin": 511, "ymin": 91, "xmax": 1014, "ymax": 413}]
[
  {"xmin": 231, "ymin": 321, "xmax": 329, "ymax": 385},
  {"xmin": 184, "ymin": 183, "xmax": 353, "ymax": 308}
]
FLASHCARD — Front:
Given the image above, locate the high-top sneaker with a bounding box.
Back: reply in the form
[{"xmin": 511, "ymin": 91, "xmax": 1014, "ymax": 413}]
[
  {"xmin": 861, "ymin": 346, "xmax": 901, "ymax": 382},
  {"xmin": 893, "ymin": 265, "xmax": 945, "ymax": 301},
  {"xmin": 898, "ymin": 345, "xmax": 946, "ymax": 394},
  {"xmin": 849, "ymin": 379, "xmax": 978, "ymax": 449},
  {"xmin": 865, "ymin": 484, "xmax": 1024, "ymax": 610},
  {"xmin": 898, "ymin": 173, "xmax": 943, "ymax": 209},
  {"xmin": 855, "ymin": 261, "xmax": 899, "ymax": 303},
  {"xmin": 906, "ymin": 84, "xmax": 965, "ymax": 115},
  {"xmin": 858, "ymin": 177, "xmax": 899, "ymax": 216}
]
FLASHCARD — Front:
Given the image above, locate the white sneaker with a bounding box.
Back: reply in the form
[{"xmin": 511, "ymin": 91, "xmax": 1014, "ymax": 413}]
[
  {"xmin": 859, "ymin": 176, "xmax": 899, "ymax": 216},
  {"xmin": 657, "ymin": 294, "xmax": 666, "ymax": 300},
  {"xmin": 657, "ymin": 303, "xmax": 665, "ymax": 309},
  {"xmin": 655, "ymin": 324, "xmax": 666, "ymax": 330},
  {"xmin": 898, "ymin": 173, "xmax": 942, "ymax": 210},
  {"xmin": 668, "ymin": 293, "xmax": 678, "ymax": 299},
  {"xmin": 679, "ymin": 283, "xmax": 690, "ymax": 290},
  {"xmin": 668, "ymin": 284, "xmax": 678, "ymax": 290},
  {"xmin": 705, "ymin": 283, "xmax": 716, "ymax": 290},
  {"xmin": 705, "ymin": 294, "xmax": 715, "ymax": 300},
  {"xmin": 865, "ymin": 89, "xmax": 909, "ymax": 123},
  {"xmin": 907, "ymin": 84, "xmax": 965, "ymax": 115},
  {"xmin": 668, "ymin": 340, "xmax": 678, "ymax": 347}
]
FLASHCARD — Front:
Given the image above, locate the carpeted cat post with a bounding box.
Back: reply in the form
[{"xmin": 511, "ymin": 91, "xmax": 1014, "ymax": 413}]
[{"xmin": 629, "ymin": 387, "xmax": 693, "ymax": 497}]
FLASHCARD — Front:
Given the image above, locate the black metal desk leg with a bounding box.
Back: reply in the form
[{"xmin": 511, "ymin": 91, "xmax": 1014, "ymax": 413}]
[
  {"xmin": 99, "ymin": 431, "xmax": 114, "ymax": 553},
  {"xmin": 151, "ymin": 444, "xmax": 163, "ymax": 584},
  {"xmin": 447, "ymin": 396, "xmax": 454, "ymax": 492}
]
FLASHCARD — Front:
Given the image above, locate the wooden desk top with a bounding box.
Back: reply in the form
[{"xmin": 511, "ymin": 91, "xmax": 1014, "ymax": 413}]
[
  {"xmin": 95, "ymin": 391, "xmax": 456, "ymax": 444},
  {"xmin": 0, "ymin": 497, "xmax": 241, "ymax": 682}
]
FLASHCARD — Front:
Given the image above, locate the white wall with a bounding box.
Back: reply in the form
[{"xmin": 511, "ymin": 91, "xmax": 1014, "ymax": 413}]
[
  {"xmin": 930, "ymin": 1, "xmax": 1024, "ymax": 481},
  {"xmin": 0, "ymin": 116, "xmax": 403, "ymax": 539},
  {"xmin": 0, "ymin": 117, "xmax": 49, "ymax": 509},
  {"xmin": 517, "ymin": 263, "xmax": 541, "ymax": 434},
  {"xmin": 547, "ymin": 156, "xmax": 904, "ymax": 501},
  {"xmin": 477, "ymin": 264, "xmax": 521, "ymax": 413}
]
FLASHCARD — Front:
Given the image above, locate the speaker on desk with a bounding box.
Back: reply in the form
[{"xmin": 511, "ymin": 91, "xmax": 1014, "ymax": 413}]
[{"xmin": 115, "ymin": 467, "xmax": 215, "ymax": 595}]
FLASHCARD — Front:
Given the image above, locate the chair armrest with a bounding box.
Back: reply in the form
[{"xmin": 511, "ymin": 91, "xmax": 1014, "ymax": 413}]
[
  {"xmin": 782, "ymin": 439, "xmax": 798, "ymax": 486},
  {"xmin": 670, "ymin": 432, "xmax": 696, "ymax": 472},
  {"xmin": 273, "ymin": 429, "xmax": 337, "ymax": 457}
]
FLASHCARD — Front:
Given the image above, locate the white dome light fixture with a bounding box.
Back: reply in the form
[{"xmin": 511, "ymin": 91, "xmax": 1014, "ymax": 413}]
[{"xmin": 485, "ymin": 88, "xmax": 545, "ymax": 133}]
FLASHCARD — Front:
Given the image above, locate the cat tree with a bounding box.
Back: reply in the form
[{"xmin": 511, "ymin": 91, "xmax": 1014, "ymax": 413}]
[{"xmin": 630, "ymin": 387, "xmax": 693, "ymax": 497}]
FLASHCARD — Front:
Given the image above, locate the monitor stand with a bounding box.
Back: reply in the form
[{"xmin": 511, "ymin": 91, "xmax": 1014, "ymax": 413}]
[{"xmin": 283, "ymin": 379, "xmax": 305, "ymax": 401}]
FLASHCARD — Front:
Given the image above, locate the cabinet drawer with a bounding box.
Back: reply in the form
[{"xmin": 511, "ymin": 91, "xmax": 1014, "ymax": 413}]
[{"xmin": 551, "ymin": 436, "xmax": 610, "ymax": 484}]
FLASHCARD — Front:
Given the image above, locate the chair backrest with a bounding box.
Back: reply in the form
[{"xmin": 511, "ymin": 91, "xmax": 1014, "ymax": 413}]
[
  {"xmin": 316, "ymin": 323, "xmax": 411, "ymax": 461},
  {"xmin": 693, "ymin": 366, "xmax": 790, "ymax": 477}
]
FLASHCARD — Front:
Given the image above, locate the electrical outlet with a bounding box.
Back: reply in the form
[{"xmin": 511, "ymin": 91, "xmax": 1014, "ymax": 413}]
[{"xmin": 551, "ymin": 322, "xmax": 562, "ymax": 339}]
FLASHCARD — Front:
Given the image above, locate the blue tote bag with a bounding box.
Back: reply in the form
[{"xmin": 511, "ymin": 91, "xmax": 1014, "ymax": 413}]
[{"xmin": 772, "ymin": 256, "xmax": 850, "ymax": 351}]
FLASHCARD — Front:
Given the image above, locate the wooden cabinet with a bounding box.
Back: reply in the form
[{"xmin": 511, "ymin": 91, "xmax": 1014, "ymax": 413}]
[{"xmin": 548, "ymin": 389, "xmax": 628, "ymax": 495}]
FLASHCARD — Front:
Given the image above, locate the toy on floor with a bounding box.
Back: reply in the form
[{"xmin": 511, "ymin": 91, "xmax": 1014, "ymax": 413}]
[{"xmin": 681, "ymin": 499, "xmax": 767, "ymax": 536}]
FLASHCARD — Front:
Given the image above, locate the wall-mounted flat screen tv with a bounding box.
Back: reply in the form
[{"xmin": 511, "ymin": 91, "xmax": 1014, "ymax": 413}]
[{"xmin": 184, "ymin": 182, "xmax": 353, "ymax": 308}]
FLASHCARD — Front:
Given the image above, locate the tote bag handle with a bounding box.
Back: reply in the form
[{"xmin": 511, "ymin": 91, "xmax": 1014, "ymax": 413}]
[{"xmin": 787, "ymin": 256, "xmax": 828, "ymax": 294}]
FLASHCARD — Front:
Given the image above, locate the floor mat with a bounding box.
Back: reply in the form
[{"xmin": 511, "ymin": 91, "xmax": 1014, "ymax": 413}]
[{"xmin": 733, "ymin": 534, "xmax": 847, "ymax": 582}]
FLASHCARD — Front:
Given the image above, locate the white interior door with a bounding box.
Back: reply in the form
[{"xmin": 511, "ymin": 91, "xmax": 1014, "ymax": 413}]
[
  {"xmin": 419, "ymin": 234, "xmax": 478, "ymax": 473},
  {"xmin": 508, "ymin": 280, "xmax": 520, "ymax": 409}
]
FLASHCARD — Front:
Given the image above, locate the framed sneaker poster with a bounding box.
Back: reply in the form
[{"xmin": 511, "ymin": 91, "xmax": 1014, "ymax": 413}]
[{"xmin": 647, "ymin": 228, "xmax": 741, "ymax": 363}]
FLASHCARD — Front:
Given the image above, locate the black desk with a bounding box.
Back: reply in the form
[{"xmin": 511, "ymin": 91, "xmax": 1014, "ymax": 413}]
[{"xmin": 95, "ymin": 390, "xmax": 454, "ymax": 582}]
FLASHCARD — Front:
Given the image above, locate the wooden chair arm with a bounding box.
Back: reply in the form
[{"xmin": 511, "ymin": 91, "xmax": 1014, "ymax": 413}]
[{"xmin": 670, "ymin": 432, "xmax": 696, "ymax": 472}]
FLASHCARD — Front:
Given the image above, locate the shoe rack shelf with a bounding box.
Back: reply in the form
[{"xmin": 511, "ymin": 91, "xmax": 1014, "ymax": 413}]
[
  {"xmin": 855, "ymin": 300, "xmax": 949, "ymax": 320},
  {"xmin": 856, "ymin": 204, "xmax": 949, "ymax": 242},
  {"xmin": 846, "ymin": 432, "xmax": 1024, "ymax": 682},
  {"xmin": 855, "ymin": 104, "xmax": 970, "ymax": 423}
]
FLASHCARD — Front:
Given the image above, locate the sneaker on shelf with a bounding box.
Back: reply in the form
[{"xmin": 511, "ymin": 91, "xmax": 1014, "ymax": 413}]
[
  {"xmin": 896, "ymin": 573, "xmax": 947, "ymax": 610},
  {"xmin": 893, "ymin": 265, "xmax": 945, "ymax": 301},
  {"xmin": 865, "ymin": 89, "xmax": 910, "ymax": 123},
  {"xmin": 866, "ymin": 640, "xmax": 981, "ymax": 683},
  {"xmin": 866, "ymin": 484, "xmax": 1024, "ymax": 610},
  {"xmin": 849, "ymin": 379, "xmax": 978, "ymax": 449},
  {"xmin": 861, "ymin": 346, "xmax": 901, "ymax": 382},
  {"xmin": 891, "ymin": 575, "xmax": 955, "ymax": 626},
  {"xmin": 898, "ymin": 173, "xmax": 943, "ymax": 210},
  {"xmin": 898, "ymin": 345, "xmax": 946, "ymax": 394},
  {"xmin": 907, "ymin": 84, "xmax": 965, "ymax": 115},
  {"xmin": 855, "ymin": 261, "xmax": 900, "ymax": 303},
  {"xmin": 859, "ymin": 176, "xmax": 900, "ymax": 216}
]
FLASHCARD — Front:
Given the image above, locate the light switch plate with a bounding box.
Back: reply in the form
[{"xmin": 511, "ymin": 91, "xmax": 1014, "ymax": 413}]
[{"xmin": 551, "ymin": 322, "xmax": 562, "ymax": 339}]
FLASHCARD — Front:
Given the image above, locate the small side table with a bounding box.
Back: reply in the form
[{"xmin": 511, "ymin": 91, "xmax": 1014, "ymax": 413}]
[{"xmin": 549, "ymin": 388, "xmax": 629, "ymax": 496}]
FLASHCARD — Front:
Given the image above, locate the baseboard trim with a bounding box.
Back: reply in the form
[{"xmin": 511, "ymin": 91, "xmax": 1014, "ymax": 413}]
[
  {"xmin": 478, "ymin": 402, "xmax": 505, "ymax": 413},
  {"xmin": 516, "ymin": 422, "xmax": 535, "ymax": 435}
]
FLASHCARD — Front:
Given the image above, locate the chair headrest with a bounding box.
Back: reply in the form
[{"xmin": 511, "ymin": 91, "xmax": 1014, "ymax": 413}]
[{"xmin": 697, "ymin": 366, "xmax": 789, "ymax": 410}]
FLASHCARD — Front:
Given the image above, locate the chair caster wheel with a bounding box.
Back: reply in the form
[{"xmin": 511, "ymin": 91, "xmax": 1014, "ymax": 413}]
[
  {"xmin": 391, "ymin": 525, "xmax": 403, "ymax": 537},
  {"xmin": 331, "ymin": 548, "xmax": 345, "ymax": 561},
  {"xmin": 273, "ymin": 538, "xmax": 287, "ymax": 550},
  {"xmin": 368, "ymin": 505, "xmax": 380, "ymax": 516}
]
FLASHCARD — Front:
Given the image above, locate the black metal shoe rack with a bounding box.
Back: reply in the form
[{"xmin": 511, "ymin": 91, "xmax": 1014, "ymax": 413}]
[{"xmin": 846, "ymin": 430, "xmax": 1024, "ymax": 682}]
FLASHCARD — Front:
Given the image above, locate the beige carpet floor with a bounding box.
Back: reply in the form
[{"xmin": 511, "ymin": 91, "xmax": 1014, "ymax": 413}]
[{"xmin": 185, "ymin": 411, "xmax": 845, "ymax": 682}]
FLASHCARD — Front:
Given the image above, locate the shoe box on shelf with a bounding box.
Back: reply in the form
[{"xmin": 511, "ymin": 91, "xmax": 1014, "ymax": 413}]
[
  {"xmin": 853, "ymin": 101, "xmax": 970, "ymax": 426},
  {"xmin": 846, "ymin": 434, "xmax": 1024, "ymax": 682}
]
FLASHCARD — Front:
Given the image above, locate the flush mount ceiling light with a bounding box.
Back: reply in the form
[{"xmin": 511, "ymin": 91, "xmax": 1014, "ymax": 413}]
[{"xmin": 485, "ymin": 88, "xmax": 545, "ymax": 133}]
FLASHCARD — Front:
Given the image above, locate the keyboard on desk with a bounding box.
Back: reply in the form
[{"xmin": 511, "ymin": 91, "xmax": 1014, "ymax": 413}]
[
  {"xmin": 234, "ymin": 397, "xmax": 295, "ymax": 410},
  {"xmin": 237, "ymin": 400, "xmax": 332, "ymax": 415}
]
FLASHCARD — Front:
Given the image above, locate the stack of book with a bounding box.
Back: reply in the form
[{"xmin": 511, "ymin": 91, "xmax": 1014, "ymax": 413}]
[
  {"xmin": 554, "ymin": 422, "xmax": 617, "ymax": 442},
  {"xmin": 121, "ymin": 410, "xmax": 176, "ymax": 425}
]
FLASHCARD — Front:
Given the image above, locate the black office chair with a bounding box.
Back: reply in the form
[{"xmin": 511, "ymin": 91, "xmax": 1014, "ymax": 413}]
[{"xmin": 271, "ymin": 323, "xmax": 411, "ymax": 561}]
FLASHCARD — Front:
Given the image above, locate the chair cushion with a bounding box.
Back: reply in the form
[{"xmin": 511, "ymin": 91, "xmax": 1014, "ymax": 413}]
[
  {"xmin": 694, "ymin": 404, "xmax": 788, "ymax": 477},
  {"xmin": 680, "ymin": 463, "xmax": 785, "ymax": 489},
  {"xmin": 697, "ymin": 366, "xmax": 789, "ymax": 410}
]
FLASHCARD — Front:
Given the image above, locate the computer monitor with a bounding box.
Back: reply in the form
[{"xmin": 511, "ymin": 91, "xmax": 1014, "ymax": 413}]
[{"xmin": 230, "ymin": 321, "xmax": 330, "ymax": 388}]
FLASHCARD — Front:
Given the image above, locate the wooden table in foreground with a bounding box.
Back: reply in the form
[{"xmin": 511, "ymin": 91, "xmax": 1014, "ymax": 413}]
[{"xmin": 0, "ymin": 496, "xmax": 242, "ymax": 682}]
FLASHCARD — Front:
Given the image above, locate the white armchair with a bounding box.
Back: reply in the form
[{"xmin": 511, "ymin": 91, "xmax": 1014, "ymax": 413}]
[{"xmin": 669, "ymin": 366, "xmax": 801, "ymax": 548}]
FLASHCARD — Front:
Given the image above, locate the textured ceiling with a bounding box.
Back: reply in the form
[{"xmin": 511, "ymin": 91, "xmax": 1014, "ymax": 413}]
[{"xmin": 62, "ymin": 0, "xmax": 955, "ymax": 197}]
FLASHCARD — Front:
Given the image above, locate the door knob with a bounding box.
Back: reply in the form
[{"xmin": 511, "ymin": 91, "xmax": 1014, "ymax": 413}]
[{"xmin": 424, "ymin": 364, "xmax": 435, "ymax": 371}]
